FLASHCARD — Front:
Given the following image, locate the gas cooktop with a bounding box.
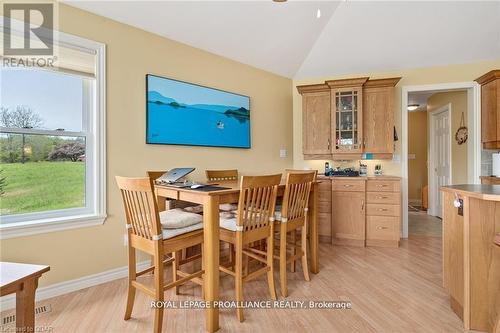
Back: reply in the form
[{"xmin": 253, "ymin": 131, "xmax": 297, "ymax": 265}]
[{"xmin": 329, "ymin": 168, "xmax": 360, "ymax": 177}]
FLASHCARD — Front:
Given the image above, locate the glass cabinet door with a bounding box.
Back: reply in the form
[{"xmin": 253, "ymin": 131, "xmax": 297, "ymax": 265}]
[{"xmin": 334, "ymin": 88, "xmax": 362, "ymax": 152}]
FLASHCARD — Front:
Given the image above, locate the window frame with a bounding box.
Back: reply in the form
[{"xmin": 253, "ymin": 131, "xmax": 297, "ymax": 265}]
[{"xmin": 0, "ymin": 31, "xmax": 106, "ymax": 239}]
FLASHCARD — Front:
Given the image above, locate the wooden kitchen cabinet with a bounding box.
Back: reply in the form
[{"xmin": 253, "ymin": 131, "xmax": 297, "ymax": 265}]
[
  {"xmin": 480, "ymin": 176, "xmax": 500, "ymax": 185},
  {"xmin": 327, "ymin": 77, "xmax": 368, "ymax": 158},
  {"xmin": 297, "ymin": 84, "xmax": 332, "ymax": 159},
  {"xmin": 331, "ymin": 179, "xmax": 366, "ymax": 247},
  {"xmin": 363, "ymin": 78, "xmax": 401, "ymax": 158},
  {"xmin": 475, "ymin": 70, "xmax": 500, "ymax": 149},
  {"xmin": 317, "ymin": 177, "xmax": 332, "ymax": 243},
  {"xmin": 297, "ymin": 76, "xmax": 400, "ymax": 160},
  {"xmin": 365, "ymin": 179, "xmax": 401, "ymax": 247}
]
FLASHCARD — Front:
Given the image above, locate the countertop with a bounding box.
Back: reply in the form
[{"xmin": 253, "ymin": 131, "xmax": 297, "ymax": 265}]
[
  {"xmin": 440, "ymin": 184, "xmax": 500, "ymax": 201},
  {"xmin": 317, "ymin": 175, "xmax": 401, "ymax": 181}
]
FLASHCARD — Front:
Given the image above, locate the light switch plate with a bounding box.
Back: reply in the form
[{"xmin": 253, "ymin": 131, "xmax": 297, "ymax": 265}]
[
  {"xmin": 392, "ymin": 154, "xmax": 401, "ymax": 163},
  {"xmin": 280, "ymin": 149, "xmax": 287, "ymax": 158}
]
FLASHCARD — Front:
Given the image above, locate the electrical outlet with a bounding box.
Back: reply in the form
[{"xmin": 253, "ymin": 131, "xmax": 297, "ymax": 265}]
[
  {"xmin": 123, "ymin": 234, "xmax": 128, "ymax": 246},
  {"xmin": 280, "ymin": 149, "xmax": 287, "ymax": 158}
]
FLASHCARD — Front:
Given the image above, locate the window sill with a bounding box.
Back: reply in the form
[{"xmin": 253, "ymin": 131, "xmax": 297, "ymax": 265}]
[{"xmin": 0, "ymin": 214, "xmax": 107, "ymax": 240}]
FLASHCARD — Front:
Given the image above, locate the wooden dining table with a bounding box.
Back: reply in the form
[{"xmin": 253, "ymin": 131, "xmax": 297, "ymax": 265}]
[
  {"xmin": 0, "ymin": 262, "xmax": 50, "ymax": 331},
  {"xmin": 154, "ymin": 180, "xmax": 319, "ymax": 333}
]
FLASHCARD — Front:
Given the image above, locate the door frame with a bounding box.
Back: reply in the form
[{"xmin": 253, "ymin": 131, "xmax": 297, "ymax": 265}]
[
  {"xmin": 401, "ymin": 82, "xmax": 481, "ymax": 238},
  {"xmin": 428, "ymin": 103, "xmax": 452, "ymax": 217}
]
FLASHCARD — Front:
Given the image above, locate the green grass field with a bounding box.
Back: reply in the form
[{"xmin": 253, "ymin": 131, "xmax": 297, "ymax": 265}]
[{"xmin": 0, "ymin": 161, "xmax": 85, "ymax": 215}]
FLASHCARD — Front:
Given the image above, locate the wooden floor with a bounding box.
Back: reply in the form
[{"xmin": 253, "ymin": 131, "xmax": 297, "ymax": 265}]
[
  {"xmin": 409, "ymin": 211, "xmax": 442, "ymax": 237},
  {"xmin": 1, "ymin": 236, "xmax": 465, "ymax": 332}
]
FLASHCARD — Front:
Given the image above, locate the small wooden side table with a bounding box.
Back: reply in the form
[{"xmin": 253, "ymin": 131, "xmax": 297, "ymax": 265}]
[{"xmin": 0, "ymin": 262, "xmax": 50, "ymax": 331}]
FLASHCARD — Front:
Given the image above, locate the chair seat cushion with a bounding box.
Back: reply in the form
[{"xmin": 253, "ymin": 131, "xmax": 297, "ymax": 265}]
[
  {"xmin": 162, "ymin": 223, "xmax": 203, "ymax": 239},
  {"xmin": 183, "ymin": 205, "xmax": 204, "ymax": 214},
  {"xmin": 274, "ymin": 205, "xmax": 282, "ymax": 222},
  {"xmin": 159, "ymin": 208, "xmax": 202, "ymax": 229},
  {"xmin": 219, "ymin": 203, "xmax": 238, "ymax": 211},
  {"xmin": 219, "ymin": 217, "xmax": 239, "ymax": 231},
  {"xmin": 274, "ymin": 210, "xmax": 282, "ymax": 222}
]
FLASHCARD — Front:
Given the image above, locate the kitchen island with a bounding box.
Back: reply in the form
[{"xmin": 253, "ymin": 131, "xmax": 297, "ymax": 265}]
[{"xmin": 441, "ymin": 185, "xmax": 500, "ymax": 332}]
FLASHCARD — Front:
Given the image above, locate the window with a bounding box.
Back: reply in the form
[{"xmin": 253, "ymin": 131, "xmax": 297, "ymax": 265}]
[{"xmin": 0, "ymin": 32, "xmax": 106, "ymax": 239}]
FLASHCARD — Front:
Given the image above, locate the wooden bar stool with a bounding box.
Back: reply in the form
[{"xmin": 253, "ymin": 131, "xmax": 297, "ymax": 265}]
[
  {"xmin": 218, "ymin": 174, "xmax": 281, "ymax": 322},
  {"xmin": 116, "ymin": 176, "xmax": 204, "ymax": 333},
  {"xmin": 205, "ymin": 169, "xmax": 238, "ymax": 183},
  {"xmin": 274, "ymin": 170, "xmax": 316, "ymax": 297}
]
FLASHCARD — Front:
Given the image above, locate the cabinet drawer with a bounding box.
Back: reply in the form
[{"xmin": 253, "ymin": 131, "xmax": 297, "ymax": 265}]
[
  {"xmin": 318, "ymin": 212, "xmax": 331, "ymax": 237},
  {"xmin": 366, "ymin": 192, "xmax": 400, "ymax": 205},
  {"xmin": 332, "ymin": 179, "xmax": 365, "ymax": 192},
  {"xmin": 367, "ymin": 180, "xmax": 400, "ymax": 192},
  {"xmin": 366, "ymin": 216, "xmax": 399, "ymax": 240},
  {"xmin": 366, "ymin": 203, "xmax": 400, "ymax": 216},
  {"xmin": 318, "ymin": 201, "xmax": 331, "ymax": 213},
  {"xmin": 318, "ymin": 191, "xmax": 331, "ymax": 203}
]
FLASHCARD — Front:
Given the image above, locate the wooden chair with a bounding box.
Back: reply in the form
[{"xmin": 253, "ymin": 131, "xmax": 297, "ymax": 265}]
[
  {"xmin": 147, "ymin": 171, "xmax": 198, "ymax": 265},
  {"xmin": 205, "ymin": 169, "xmax": 238, "ymax": 183},
  {"xmin": 147, "ymin": 171, "xmax": 195, "ymax": 210},
  {"xmin": 116, "ymin": 176, "xmax": 204, "ymax": 333},
  {"xmin": 219, "ymin": 174, "xmax": 281, "ymax": 322},
  {"xmin": 274, "ymin": 170, "xmax": 316, "ymax": 297}
]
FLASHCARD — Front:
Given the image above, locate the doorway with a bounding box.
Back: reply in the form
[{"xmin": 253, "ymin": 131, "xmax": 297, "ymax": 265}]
[{"xmin": 402, "ymin": 82, "xmax": 481, "ymax": 238}]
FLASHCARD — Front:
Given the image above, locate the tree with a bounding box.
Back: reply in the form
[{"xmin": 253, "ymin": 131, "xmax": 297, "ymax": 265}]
[
  {"xmin": 0, "ymin": 106, "xmax": 43, "ymax": 128},
  {"xmin": 48, "ymin": 142, "xmax": 85, "ymax": 162},
  {"xmin": 0, "ymin": 106, "xmax": 43, "ymax": 163}
]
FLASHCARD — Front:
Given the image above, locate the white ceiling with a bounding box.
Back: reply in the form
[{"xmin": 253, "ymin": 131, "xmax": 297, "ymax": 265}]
[
  {"xmin": 66, "ymin": 0, "xmax": 339, "ymax": 78},
  {"xmin": 67, "ymin": 1, "xmax": 500, "ymax": 79},
  {"xmin": 408, "ymin": 91, "xmax": 434, "ymax": 112}
]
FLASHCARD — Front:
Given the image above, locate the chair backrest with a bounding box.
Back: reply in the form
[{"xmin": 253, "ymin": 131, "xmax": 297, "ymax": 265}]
[
  {"xmin": 205, "ymin": 169, "xmax": 238, "ymax": 183},
  {"xmin": 285, "ymin": 169, "xmax": 318, "ymax": 180},
  {"xmin": 281, "ymin": 171, "xmax": 316, "ymax": 222},
  {"xmin": 116, "ymin": 176, "xmax": 162, "ymax": 241},
  {"xmin": 146, "ymin": 171, "xmax": 166, "ymax": 189},
  {"xmin": 235, "ymin": 174, "xmax": 281, "ymax": 232}
]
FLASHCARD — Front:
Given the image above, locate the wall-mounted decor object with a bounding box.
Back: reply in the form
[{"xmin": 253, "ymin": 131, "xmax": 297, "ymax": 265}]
[
  {"xmin": 146, "ymin": 74, "xmax": 251, "ymax": 148},
  {"xmin": 455, "ymin": 112, "xmax": 468, "ymax": 145}
]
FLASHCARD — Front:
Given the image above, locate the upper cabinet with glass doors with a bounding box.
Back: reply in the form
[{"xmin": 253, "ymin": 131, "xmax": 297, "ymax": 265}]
[
  {"xmin": 326, "ymin": 78, "xmax": 368, "ymax": 155},
  {"xmin": 297, "ymin": 76, "xmax": 401, "ymax": 160}
]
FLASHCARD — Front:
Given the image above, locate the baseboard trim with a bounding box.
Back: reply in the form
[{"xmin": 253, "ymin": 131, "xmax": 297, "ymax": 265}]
[{"xmin": 0, "ymin": 261, "xmax": 149, "ymax": 312}]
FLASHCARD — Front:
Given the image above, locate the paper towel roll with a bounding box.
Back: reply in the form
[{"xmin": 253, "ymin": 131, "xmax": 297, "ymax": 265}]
[{"xmin": 493, "ymin": 153, "xmax": 500, "ymax": 177}]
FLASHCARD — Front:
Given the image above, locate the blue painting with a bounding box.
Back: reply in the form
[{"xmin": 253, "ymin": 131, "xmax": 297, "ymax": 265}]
[{"xmin": 146, "ymin": 74, "xmax": 251, "ymax": 148}]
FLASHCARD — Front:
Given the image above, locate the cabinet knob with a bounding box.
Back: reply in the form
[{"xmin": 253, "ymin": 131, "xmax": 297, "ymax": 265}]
[
  {"xmin": 377, "ymin": 184, "xmax": 388, "ymax": 188},
  {"xmin": 377, "ymin": 196, "xmax": 388, "ymax": 199},
  {"xmin": 378, "ymin": 208, "xmax": 388, "ymax": 212},
  {"xmin": 361, "ymin": 200, "xmax": 365, "ymax": 211},
  {"xmin": 376, "ymin": 226, "xmax": 389, "ymax": 230},
  {"xmin": 344, "ymin": 184, "xmax": 352, "ymax": 187}
]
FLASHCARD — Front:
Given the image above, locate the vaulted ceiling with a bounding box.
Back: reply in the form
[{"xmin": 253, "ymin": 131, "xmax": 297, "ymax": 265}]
[{"xmin": 67, "ymin": 1, "xmax": 500, "ymax": 79}]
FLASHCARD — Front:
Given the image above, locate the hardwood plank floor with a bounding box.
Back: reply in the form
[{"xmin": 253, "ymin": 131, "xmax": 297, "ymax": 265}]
[{"xmin": 0, "ymin": 236, "xmax": 465, "ymax": 332}]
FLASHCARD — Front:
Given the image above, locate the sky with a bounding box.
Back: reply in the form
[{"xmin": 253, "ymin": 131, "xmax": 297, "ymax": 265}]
[
  {"xmin": 148, "ymin": 75, "xmax": 249, "ymax": 108},
  {"xmin": 0, "ymin": 68, "xmax": 83, "ymax": 132}
]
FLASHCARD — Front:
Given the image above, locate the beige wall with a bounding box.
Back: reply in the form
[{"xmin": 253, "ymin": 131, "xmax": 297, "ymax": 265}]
[
  {"xmin": 408, "ymin": 111, "xmax": 428, "ymax": 202},
  {"xmin": 0, "ymin": 4, "xmax": 293, "ymax": 287},
  {"xmin": 292, "ymin": 59, "xmax": 500, "ymax": 175},
  {"xmin": 427, "ymin": 90, "xmax": 468, "ymax": 184}
]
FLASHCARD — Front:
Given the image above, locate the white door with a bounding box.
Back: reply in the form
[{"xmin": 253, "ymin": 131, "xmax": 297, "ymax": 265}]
[{"xmin": 430, "ymin": 105, "xmax": 451, "ymax": 218}]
